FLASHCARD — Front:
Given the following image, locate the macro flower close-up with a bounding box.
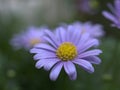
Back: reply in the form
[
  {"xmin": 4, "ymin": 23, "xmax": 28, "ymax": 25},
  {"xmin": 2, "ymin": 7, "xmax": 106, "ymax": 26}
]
[
  {"xmin": 102, "ymin": 0, "xmax": 120, "ymax": 29},
  {"xmin": 10, "ymin": 26, "xmax": 46, "ymax": 50},
  {"xmin": 1, "ymin": 0, "xmax": 120, "ymax": 90},
  {"xmin": 30, "ymin": 25, "xmax": 102, "ymax": 81}
]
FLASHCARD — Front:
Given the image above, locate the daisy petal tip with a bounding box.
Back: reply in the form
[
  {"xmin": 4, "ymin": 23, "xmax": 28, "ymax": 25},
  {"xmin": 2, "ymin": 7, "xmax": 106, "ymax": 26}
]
[
  {"xmin": 30, "ymin": 48, "xmax": 36, "ymax": 53},
  {"xmin": 88, "ymin": 67, "xmax": 94, "ymax": 73},
  {"xmin": 97, "ymin": 60, "xmax": 102, "ymax": 64},
  {"xmin": 49, "ymin": 74, "xmax": 58, "ymax": 81},
  {"xmin": 33, "ymin": 55, "xmax": 39, "ymax": 61},
  {"xmin": 44, "ymin": 66, "xmax": 51, "ymax": 71},
  {"xmin": 99, "ymin": 50, "xmax": 103, "ymax": 54},
  {"xmin": 35, "ymin": 61, "xmax": 43, "ymax": 69},
  {"xmin": 69, "ymin": 74, "xmax": 77, "ymax": 80},
  {"xmin": 30, "ymin": 49, "xmax": 33, "ymax": 53}
]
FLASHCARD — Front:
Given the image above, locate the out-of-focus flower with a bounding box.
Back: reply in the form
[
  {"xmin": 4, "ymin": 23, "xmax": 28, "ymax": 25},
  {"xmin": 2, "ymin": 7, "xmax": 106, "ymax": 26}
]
[
  {"xmin": 76, "ymin": 0, "xmax": 99, "ymax": 14},
  {"xmin": 102, "ymin": 0, "xmax": 120, "ymax": 29},
  {"xmin": 30, "ymin": 25, "xmax": 102, "ymax": 81},
  {"xmin": 10, "ymin": 26, "xmax": 46, "ymax": 50},
  {"xmin": 70, "ymin": 21, "xmax": 104, "ymax": 38}
]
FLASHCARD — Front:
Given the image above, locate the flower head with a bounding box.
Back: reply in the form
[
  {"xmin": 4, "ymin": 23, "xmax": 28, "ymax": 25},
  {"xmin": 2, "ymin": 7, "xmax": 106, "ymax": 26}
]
[
  {"xmin": 30, "ymin": 25, "xmax": 102, "ymax": 81},
  {"xmin": 60, "ymin": 21, "xmax": 104, "ymax": 38},
  {"xmin": 10, "ymin": 26, "xmax": 46, "ymax": 50},
  {"xmin": 70, "ymin": 21, "xmax": 104, "ymax": 38},
  {"xmin": 102, "ymin": 0, "xmax": 120, "ymax": 29}
]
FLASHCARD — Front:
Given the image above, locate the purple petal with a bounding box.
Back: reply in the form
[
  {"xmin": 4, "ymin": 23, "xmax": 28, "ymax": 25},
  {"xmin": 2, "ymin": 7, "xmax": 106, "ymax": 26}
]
[
  {"xmin": 49, "ymin": 62, "xmax": 63, "ymax": 81},
  {"xmin": 44, "ymin": 30, "xmax": 60, "ymax": 48},
  {"xmin": 64, "ymin": 61, "xmax": 77, "ymax": 80},
  {"xmin": 30, "ymin": 48, "xmax": 41, "ymax": 53},
  {"xmin": 44, "ymin": 36, "xmax": 59, "ymax": 49},
  {"xmin": 33, "ymin": 54, "xmax": 41, "ymax": 60},
  {"xmin": 77, "ymin": 33, "xmax": 90, "ymax": 48},
  {"xmin": 66, "ymin": 25, "xmax": 75, "ymax": 42},
  {"xmin": 44, "ymin": 59, "xmax": 60, "ymax": 71},
  {"xmin": 84, "ymin": 56, "xmax": 101, "ymax": 64},
  {"xmin": 111, "ymin": 23, "xmax": 120, "ymax": 29},
  {"xmin": 114, "ymin": 0, "xmax": 120, "ymax": 16},
  {"xmin": 33, "ymin": 53, "xmax": 57, "ymax": 60},
  {"xmin": 67, "ymin": 26, "xmax": 81, "ymax": 44},
  {"xmin": 35, "ymin": 60, "xmax": 46, "ymax": 69},
  {"xmin": 78, "ymin": 39, "xmax": 99, "ymax": 53},
  {"xmin": 73, "ymin": 59, "xmax": 94, "ymax": 73},
  {"xmin": 79, "ymin": 49, "xmax": 102, "ymax": 58},
  {"xmin": 107, "ymin": 3, "xmax": 116, "ymax": 15},
  {"xmin": 102, "ymin": 11, "xmax": 118, "ymax": 24},
  {"xmin": 34, "ymin": 43, "xmax": 56, "ymax": 52},
  {"xmin": 30, "ymin": 48, "xmax": 55, "ymax": 56},
  {"xmin": 55, "ymin": 27, "xmax": 66, "ymax": 42}
]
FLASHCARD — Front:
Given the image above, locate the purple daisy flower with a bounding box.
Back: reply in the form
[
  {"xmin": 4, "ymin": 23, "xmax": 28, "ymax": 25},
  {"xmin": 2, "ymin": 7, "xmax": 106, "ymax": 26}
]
[
  {"xmin": 60, "ymin": 21, "xmax": 104, "ymax": 38},
  {"xmin": 102, "ymin": 0, "xmax": 120, "ymax": 29},
  {"xmin": 30, "ymin": 26, "xmax": 102, "ymax": 81},
  {"xmin": 71, "ymin": 21, "xmax": 104, "ymax": 38},
  {"xmin": 10, "ymin": 26, "xmax": 46, "ymax": 50}
]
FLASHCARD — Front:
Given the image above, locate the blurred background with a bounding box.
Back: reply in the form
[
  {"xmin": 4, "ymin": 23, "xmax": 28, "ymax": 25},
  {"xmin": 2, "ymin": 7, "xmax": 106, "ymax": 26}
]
[{"xmin": 0, "ymin": 0, "xmax": 120, "ymax": 90}]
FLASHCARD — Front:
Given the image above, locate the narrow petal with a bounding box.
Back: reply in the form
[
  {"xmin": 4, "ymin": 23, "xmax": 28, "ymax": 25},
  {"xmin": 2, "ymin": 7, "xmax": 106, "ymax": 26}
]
[
  {"xmin": 73, "ymin": 59, "xmax": 94, "ymax": 73},
  {"xmin": 77, "ymin": 33, "xmax": 90, "ymax": 48},
  {"xmin": 44, "ymin": 36, "xmax": 58, "ymax": 49},
  {"xmin": 79, "ymin": 49, "xmax": 102, "ymax": 58},
  {"xmin": 114, "ymin": 0, "xmax": 120, "ymax": 15},
  {"xmin": 35, "ymin": 60, "xmax": 46, "ymax": 69},
  {"xmin": 84, "ymin": 56, "xmax": 101, "ymax": 64},
  {"xmin": 64, "ymin": 61, "xmax": 77, "ymax": 80},
  {"xmin": 49, "ymin": 62, "xmax": 63, "ymax": 81},
  {"xmin": 44, "ymin": 59, "xmax": 60, "ymax": 71},
  {"xmin": 111, "ymin": 23, "xmax": 120, "ymax": 29},
  {"xmin": 34, "ymin": 43, "xmax": 56, "ymax": 52},
  {"xmin": 33, "ymin": 53, "xmax": 57, "ymax": 60},
  {"xmin": 78, "ymin": 39, "xmax": 99, "ymax": 53},
  {"xmin": 44, "ymin": 30, "xmax": 60, "ymax": 48},
  {"xmin": 107, "ymin": 3, "xmax": 116, "ymax": 15},
  {"xmin": 30, "ymin": 48, "xmax": 41, "ymax": 53},
  {"xmin": 66, "ymin": 25, "xmax": 76, "ymax": 42},
  {"xmin": 30, "ymin": 48, "xmax": 55, "ymax": 56},
  {"xmin": 33, "ymin": 54, "xmax": 41, "ymax": 60},
  {"xmin": 55, "ymin": 27, "xmax": 66, "ymax": 42},
  {"xmin": 102, "ymin": 11, "xmax": 118, "ymax": 24},
  {"xmin": 67, "ymin": 26, "xmax": 82, "ymax": 44}
]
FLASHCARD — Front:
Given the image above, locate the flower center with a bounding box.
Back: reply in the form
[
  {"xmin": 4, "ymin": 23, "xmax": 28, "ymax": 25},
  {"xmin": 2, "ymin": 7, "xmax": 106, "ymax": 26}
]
[
  {"xmin": 56, "ymin": 42, "xmax": 77, "ymax": 61},
  {"xmin": 30, "ymin": 38, "xmax": 40, "ymax": 46}
]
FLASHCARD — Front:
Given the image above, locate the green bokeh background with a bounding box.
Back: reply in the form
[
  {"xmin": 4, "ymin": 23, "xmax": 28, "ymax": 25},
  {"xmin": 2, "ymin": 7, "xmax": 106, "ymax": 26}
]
[{"xmin": 0, "ymin": 0, "xmax": 120, "ymax": 90}]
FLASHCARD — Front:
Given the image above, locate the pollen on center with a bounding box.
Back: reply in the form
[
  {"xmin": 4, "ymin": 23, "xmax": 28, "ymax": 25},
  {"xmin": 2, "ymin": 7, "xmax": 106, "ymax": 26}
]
[{"xmin": 56, "ymin": 42, "xmax": 77, "ymax": 61}]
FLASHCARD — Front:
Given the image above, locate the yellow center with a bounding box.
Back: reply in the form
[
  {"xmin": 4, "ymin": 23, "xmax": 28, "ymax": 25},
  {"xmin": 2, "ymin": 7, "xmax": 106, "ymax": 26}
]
[
  {"xmin": 30, "ymin": 38, "xmax": 40, "ymax": 46},
  {"xmin": 56, "ymin": 42, "xmax": 77, "ymax": 61}
]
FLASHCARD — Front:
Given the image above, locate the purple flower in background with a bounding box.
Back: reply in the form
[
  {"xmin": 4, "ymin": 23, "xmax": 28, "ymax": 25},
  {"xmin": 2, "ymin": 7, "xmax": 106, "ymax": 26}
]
[
  {"xmin": 102, "ymin": 0, "xmax": 120, "ymax": 29},
  {"xmin": 30, "ymin": 25, "xmax": 102, "ymax": 81},
  {"xmin": 71, "ymin": 21, "xmax": 104, "ymax": 38},
  {"xmin": 60, "ymin": 21, "xmax": 104, "ymax": 38},
  {"xmin": 10, "ymin": 26, "xmax": 46, "ymax": 50}
]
